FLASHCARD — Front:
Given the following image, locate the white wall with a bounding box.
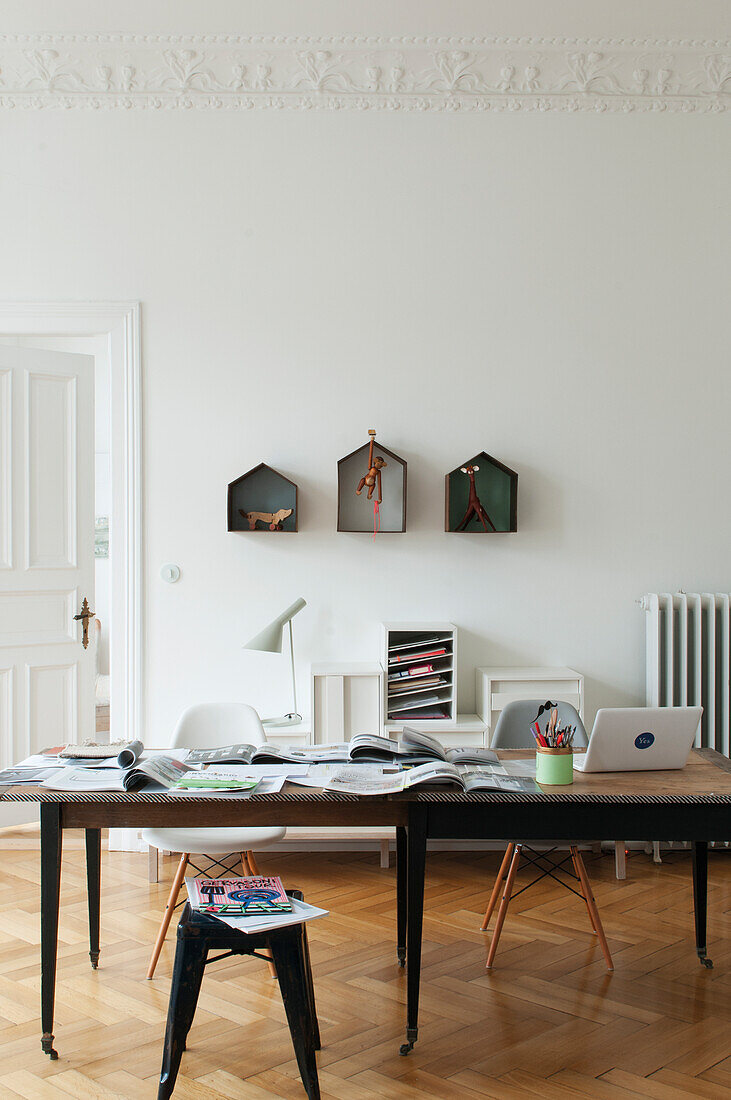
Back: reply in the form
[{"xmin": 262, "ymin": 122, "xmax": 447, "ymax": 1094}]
[{"xmin": 1, "ymin": 1, "xmax": 729, "ymax": 738}]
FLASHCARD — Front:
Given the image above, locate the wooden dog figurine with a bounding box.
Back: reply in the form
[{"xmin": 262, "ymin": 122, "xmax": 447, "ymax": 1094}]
[
  {"xmin": 239, "ymin": 507, "xmax": 293, "ymax": 531},
  {"xmin": 356, "ymin": 429, "xmax": 387, "ymax": 503}
]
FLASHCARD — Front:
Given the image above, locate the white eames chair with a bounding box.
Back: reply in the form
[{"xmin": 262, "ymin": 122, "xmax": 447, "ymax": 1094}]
[{"xmin": 143, "ymin": 703, "xmax": 286, "ymax": 979}]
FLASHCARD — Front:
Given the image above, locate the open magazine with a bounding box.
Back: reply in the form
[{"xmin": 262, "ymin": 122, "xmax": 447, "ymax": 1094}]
[
  {"xmin": 346, "ymin": 728, "xmax": 498, "ymax": 766},
  {"xmin": 186, "ymin": 730, "xmax": 497, "ymax": 768},
  {"xmin": 400, "ymin": 727, "xmax": 498, "ymax": 765},
  {"xmin": 322, "ymin": 761, "xmax": 539, "ymax": 796},
  {"xmin": 185, "ymin": 742, "xmax": 352, "ymax": 765},
  {"xmin": 42, "ymin": 754, "xmax": 191, "ymax": 792}
]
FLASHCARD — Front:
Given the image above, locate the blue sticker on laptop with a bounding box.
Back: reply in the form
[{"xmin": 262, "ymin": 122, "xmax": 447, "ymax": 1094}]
[{"xmin": 635, "ymin": 732, "xmax": 655, "ymax": 749}]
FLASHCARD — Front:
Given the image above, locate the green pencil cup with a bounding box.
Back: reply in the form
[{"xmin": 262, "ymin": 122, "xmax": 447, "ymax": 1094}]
[{"xmin": 535, "ymin": 746, "xmax": 573, "ymax": 785}]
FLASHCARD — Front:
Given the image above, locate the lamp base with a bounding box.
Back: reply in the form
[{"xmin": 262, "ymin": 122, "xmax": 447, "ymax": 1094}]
[{"xmin": 262, "ymin": 713, "xmax": 303, "ymax": 728}]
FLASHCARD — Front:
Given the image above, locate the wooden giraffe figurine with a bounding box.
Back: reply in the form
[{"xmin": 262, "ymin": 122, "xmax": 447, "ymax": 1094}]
[{"xmin": 455, "ymin": 464, "xmax": 497, "ymax": 532}]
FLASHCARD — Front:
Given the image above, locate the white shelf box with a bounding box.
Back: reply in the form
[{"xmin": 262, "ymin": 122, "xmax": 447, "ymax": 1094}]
[
  {"xmin": 311, "ymin": 662, "xmax": 384, "ymax": 744},
  {"xmin": 385, "ymin": 712, "xmax": 486, "ymax": 746},
  {"xmin": 382, "ymin": 622, "xmax": 457, "ymax": 725},
  {"xmin": 475, "ymin": 666, "xmax": 584, "ymax": 742}
]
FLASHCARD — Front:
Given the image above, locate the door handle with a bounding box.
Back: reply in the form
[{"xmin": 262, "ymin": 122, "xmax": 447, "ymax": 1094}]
[{"xmin": 74, "ymin": 596, "xmax": 95, "ymax": 650}]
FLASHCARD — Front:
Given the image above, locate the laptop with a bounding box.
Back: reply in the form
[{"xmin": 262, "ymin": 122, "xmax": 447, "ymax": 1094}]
[{"xmin": 573, "ymin": 706, "xmax": 702, "ymax": 772}]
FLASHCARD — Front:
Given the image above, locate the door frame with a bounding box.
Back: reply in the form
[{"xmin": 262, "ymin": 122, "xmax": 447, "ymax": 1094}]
[{"xmin": 0, "ymin": 302, "xmax": 142, "ymax": 742}]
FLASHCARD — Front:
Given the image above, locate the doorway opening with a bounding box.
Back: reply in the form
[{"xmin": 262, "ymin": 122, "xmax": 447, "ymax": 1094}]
[{"xmin": 0, "ymin": 303, "xmax": 141, "ymax": 753}]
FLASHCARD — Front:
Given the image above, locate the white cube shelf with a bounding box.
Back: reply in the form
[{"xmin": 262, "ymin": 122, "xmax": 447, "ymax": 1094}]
[
  {"xmin": 311, "ymin": 663, "xmax": 384, "ymax": 744},
  {"xmin": 476, "ymin": 666, "xmax": 584, "ymax": 742},
  {"xmin": 382, "ymin": 622, "xmax": 456, "ymax": 725}
]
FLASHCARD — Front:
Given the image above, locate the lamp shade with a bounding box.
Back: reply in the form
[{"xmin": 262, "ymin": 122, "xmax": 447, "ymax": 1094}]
[{"xmin": 242, "ymin": 598, "xmax": 306, "ymax": 653}]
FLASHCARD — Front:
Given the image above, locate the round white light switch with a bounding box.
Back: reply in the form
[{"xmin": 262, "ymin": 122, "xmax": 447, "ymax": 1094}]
[{"xmin": 160, "ymin": 563, "xmax": 181, "ymax": 584}]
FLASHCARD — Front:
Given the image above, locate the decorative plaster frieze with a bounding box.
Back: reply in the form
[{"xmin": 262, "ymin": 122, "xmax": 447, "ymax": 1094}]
[{"xmin": 0, "ymin": 34, "xmax": 728, "ymax": 112}]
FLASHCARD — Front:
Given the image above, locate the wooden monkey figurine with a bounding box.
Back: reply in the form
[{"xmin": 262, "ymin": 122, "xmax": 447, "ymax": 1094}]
[
  {"xmin": 455, "ymin": 465, "xmax": 497, "ymax": 532},
  {"xmin": 356, "ymin": 429, "xmax": 387, "ymax": 503}
]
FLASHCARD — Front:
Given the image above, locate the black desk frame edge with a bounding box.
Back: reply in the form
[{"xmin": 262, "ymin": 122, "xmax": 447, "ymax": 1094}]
[{"xmin": 38, "ymin": 796, "xmax": 719, "ymax": 1061}]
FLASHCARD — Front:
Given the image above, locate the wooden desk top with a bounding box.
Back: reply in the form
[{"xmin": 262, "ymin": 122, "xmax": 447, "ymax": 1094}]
[{"xmin": 3, "ymin": 750, "xmax": 731, "ymax": 808}]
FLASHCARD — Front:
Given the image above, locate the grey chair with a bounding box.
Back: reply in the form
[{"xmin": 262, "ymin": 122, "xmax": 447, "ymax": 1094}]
[
  {"xmin": 480, "ymin": 699, "xmax": 613, "ymax": 971},
  {"xmin": 488, "ymin": 701, "xmax": 627, "ymax": 878},
  {"xmin": 490, "ymin": 699, "xmax": 589, "ymax": 752}
]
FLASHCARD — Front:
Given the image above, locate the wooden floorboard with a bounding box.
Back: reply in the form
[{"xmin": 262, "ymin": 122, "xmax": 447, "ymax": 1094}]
[{"xmin": 1, "ymin": 830, "xmax": 730, "ymax": 1097}]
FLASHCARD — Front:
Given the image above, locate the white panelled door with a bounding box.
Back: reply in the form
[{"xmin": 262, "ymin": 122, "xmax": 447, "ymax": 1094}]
[{"xmin": 0, "ymin": 345, "xmax": 95, "ymax": 788}]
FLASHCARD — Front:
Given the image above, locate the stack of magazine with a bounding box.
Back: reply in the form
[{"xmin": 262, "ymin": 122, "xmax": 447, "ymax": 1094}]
[{"xmin": 185, "ymin": 875, "xmax": 328, "ymax": 933}]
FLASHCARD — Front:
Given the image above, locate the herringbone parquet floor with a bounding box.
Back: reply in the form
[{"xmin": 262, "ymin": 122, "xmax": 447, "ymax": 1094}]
[{"xmin": 1, "ymin": 829, "xmax": 731, "ymax": 1098}]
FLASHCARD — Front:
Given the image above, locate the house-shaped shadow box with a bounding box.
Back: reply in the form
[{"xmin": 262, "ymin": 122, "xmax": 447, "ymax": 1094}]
[
  {"xmin": 445, "ymin": 452, "xmax": 518, "ymax": 533},
  {"xmin": 227, "ymin": 464, "xmax": 298, "ymax": 532},
  {"xmin": 337, "ymin": 441, "xmax": 407, "ymax": 533}
]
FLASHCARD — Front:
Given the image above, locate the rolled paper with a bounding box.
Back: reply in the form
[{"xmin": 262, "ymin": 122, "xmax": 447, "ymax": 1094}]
[{"xmin": 117, "ymin": 740, "xmax": 144, "ymax": 768}]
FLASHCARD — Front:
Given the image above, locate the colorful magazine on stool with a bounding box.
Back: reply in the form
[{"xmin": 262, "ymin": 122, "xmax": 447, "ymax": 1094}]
[{"xmin": 185, "ymin": 876, "xmax": 292, "ymax": 915}]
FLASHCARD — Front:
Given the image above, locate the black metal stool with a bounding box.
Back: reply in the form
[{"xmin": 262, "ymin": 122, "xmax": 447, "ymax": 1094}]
[{"xmin": 157, "ymin": 890, "xmax": 321, "ymax": 1099}]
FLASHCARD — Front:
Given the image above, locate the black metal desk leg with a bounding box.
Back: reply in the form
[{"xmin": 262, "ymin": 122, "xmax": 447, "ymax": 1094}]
[
  {"xmin": 85, "ymin": 829, "xmax": 102, "ymax": 969},
  {"xmin": 40, "ymin": 803, "xmax": 62, "ymax": 1058},
  {"xmin": 400, "ymin": 807, "xmax": 427, "ymax": 1056},
  {"xmin": 692, "ymin": 841, "xmax": 713, "ymax": 969},
  {"xmin": 396, "ymin": 825, "xmax": 407, "ymax": 967}
]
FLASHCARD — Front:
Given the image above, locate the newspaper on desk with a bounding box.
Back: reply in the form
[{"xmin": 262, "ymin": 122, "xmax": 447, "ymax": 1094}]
[
  {"xmin": 501, "ymin": 758, "xmax": 538, "ymax": 778},
  {"xmin": 316, "ymin": 761, "xmax": 540, "ymax": 796},
  {"xmin": 287, "ymin": 763, "xmax": 399, "ymax": 789},
  {"xmin": 0, "ymin": 765, "xmax": 64, "ymax": 785}
]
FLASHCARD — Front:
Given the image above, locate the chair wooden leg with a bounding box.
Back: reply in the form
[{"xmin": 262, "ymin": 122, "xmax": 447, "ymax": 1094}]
[
  {"xmin": 481, "ymin": 844, "xmax": 515, "ymax": 931},
  {"xmin": 241, "ymin": 851, "xmax": 277, "ymax": 979},
  {"xmin": 246, "ymin": 849, "xmax": 261, "ymax": 875},
  {"xmin": 147, "ymin": 853, "xmax": 189, "ymax": 980},
  {"xmin": 573, "ymin": 851, "xmax": 613, "ymax": 972},
  {"xmin": 570, "ymin": 847, "xmax": 598, "ymax": 935},
  {"xmin": 486, "ymin": 844, "xmax": 522, "ymax": 969}
]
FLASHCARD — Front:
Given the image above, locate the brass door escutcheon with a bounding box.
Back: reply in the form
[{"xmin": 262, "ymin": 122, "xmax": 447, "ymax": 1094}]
[{"xmin": 74, "ymin": 597, "xmax": 95, "ymax": 650}]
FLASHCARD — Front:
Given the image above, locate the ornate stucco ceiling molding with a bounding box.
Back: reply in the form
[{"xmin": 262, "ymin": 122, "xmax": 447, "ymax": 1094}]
[{"xmin": 0, "ymin": 34, "xmax": 728, "ymax": 112}]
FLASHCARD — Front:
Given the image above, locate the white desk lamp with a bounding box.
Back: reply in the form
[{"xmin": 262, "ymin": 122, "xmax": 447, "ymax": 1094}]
[{"xmin": 242, "ymin": 598, "xmax": 306, "ymax": 727}]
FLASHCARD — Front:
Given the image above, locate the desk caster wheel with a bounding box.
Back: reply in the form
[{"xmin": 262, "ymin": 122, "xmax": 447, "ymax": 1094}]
[
  {"xmin": 700, "ymin": 956, "xmax": 714, "ymax": 969},
  {"xmin": 399, "ymin": 1027, "xmax": 418, "ymax": 1055},
  {"xmin": 41, "ymin": 1035, "xmax": 58, "ymax": 1059}
]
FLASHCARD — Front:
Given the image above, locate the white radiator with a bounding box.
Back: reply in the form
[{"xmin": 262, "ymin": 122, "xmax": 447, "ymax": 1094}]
[{"xmin": 642, "ymin": 592, "xmax": 730, "ymax": 756}]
